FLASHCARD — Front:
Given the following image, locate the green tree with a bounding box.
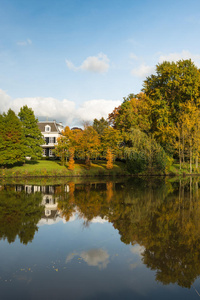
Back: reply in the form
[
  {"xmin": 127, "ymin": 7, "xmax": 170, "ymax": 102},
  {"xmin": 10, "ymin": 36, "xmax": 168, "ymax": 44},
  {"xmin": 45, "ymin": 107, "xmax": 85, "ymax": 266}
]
[
  {"xmin": 18, "ymin": 105, "xmax": 43, "ymax": 160},
  {"xmin": 93, "ymin": 117, "xmax": 109, "ymax": 136},
  {"xmin": 0, "ymin": 109, "xmax": 25, "ymax": 166},
  {"xmin": 124, "ymin": 128, "xmax": 170, "ymax": 174},
  {"xmin": 101, "ymin": 127, "xmax": 123, "ymax": 160}
]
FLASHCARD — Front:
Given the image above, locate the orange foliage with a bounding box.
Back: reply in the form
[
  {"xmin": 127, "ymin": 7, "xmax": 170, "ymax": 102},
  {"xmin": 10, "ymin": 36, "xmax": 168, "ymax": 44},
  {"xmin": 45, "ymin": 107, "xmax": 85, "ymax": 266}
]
[
  {"xmin": 68, "ymin": 148, "xmax": 75, "ymax": 170},
  {"xmin": 106, "ymin": 148, "xmax": 113, "ymax": 169}
]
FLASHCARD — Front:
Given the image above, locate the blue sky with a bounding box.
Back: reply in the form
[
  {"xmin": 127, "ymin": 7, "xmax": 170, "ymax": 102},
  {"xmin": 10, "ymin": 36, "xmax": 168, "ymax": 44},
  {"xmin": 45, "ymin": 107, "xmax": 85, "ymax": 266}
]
[{"xmin": 1, "ymin": 0, "xmax": 200, "ymax": 125}]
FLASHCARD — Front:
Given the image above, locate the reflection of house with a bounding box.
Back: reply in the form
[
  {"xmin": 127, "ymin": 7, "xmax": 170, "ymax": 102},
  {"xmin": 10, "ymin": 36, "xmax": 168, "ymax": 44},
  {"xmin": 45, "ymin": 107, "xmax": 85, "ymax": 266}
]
[
  {"xmin": 15, "ymin": 184, "xmax": 61, "ymax": 222},
  {"xmin": 37, "ymin": 121, "xmax": 64, "ymax": 157},
  {"xmin": 24, "ymin": 185, "xmax": 41, "ymax": 193},
  {"xmin": 42, "ymin": 194, "xmax": 58, "ymax": 218},
  {"xmin": 14, "ymin": 184, "xmax": 74, "ymax": 224}
]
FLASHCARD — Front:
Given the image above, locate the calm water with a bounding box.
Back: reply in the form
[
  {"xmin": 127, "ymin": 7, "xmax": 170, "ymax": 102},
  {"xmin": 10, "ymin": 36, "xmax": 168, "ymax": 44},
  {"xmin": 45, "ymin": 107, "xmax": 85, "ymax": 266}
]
[{"xmin": 0, "ymin": 177, "xmax": 200, "ymax": 300}]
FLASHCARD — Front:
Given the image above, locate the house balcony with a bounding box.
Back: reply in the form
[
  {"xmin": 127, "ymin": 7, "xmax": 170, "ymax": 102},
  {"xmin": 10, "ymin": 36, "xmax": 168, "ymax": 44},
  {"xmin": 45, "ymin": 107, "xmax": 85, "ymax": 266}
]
[{"xmin": 41, "ymin": 142, "xmax": 58, "ymax": 147}]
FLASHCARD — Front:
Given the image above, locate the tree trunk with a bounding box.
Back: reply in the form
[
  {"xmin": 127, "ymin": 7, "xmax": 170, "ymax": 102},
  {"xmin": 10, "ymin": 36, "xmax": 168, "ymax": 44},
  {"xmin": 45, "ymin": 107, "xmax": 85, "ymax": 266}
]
[
  {"xmin": 196, "ymin": 155, "xmax": 198, "ymax": 170},
  {"xmin": 179, "ymin": 131, "xmax": 181, "ymax": 170}
]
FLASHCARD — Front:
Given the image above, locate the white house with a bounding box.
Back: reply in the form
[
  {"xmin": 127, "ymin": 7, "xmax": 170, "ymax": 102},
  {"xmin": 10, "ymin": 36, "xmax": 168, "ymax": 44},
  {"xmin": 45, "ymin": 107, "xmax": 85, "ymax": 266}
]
[{"xmin": 37, "ymin": 121, "xmax": 64, "ymax": 157}]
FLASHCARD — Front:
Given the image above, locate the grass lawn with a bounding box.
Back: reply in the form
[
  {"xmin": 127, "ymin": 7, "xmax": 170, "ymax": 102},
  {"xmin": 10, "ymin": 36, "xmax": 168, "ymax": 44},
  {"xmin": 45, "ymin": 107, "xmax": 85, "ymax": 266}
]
[
  {"xmin": 169, "ymin": 161, "xmax": 200, "ymax": 176},
  {"xmin": 0, "ymin": 159, "xmax": 129, "ymax": 178}
]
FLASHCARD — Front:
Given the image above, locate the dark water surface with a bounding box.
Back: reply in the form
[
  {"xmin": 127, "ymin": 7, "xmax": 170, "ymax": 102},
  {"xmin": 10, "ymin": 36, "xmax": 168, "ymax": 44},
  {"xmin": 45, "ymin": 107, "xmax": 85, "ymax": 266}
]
[{"xmin": 0, "ymin": 177, "xmax": 200, "ymax": 300}]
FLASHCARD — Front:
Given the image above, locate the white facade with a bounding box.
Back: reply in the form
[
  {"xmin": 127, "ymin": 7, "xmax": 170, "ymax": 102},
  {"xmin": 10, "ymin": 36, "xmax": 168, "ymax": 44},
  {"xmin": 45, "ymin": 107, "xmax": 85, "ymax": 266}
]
[{"xmin": 37, "ymin": 121, "xmax": 64, "ymax": 157}]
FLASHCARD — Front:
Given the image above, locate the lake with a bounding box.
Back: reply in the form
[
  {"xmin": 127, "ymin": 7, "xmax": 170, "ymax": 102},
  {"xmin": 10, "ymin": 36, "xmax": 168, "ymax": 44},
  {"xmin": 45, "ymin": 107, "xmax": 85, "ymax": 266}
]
[{"xmin": 0, "ymin": 177, "xmax": 200, "ymax": 300}]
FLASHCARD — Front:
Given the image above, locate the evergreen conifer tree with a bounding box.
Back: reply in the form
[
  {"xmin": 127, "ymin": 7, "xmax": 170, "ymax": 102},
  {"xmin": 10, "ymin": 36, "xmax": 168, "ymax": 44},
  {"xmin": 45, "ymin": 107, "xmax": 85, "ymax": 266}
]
[
  {"xmin": 0, "ymin": 109, "xmax": 25, "ymax": 166},
  {"xmin": 18, "ymin": 105, "xmax": 43, "ymax": 159}
]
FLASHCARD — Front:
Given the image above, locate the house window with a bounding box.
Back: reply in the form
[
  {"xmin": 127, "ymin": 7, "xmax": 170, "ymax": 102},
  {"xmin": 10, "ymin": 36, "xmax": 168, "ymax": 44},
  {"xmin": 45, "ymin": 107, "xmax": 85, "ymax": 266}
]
[
  {"xmin": 43, "ymin": 149, "xmax": 47, "ymax": 156},
  {"xmin": 49, "ymin": 149, "xmax": 54, "ymax": 156},
  {"xmin": 45, "ymin": 125, "xmax": 51, "ymax": 132},
  {"xmin": 49, "ymin": 137, "xmax": 56, "ymax": 143}
]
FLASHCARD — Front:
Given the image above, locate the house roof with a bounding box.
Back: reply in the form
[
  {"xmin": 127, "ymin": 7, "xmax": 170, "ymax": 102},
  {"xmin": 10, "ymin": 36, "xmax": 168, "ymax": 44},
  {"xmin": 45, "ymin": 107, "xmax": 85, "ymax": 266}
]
[{"xmin": 37, "ymin": 121, "xmax": 64, "ymax": 133}]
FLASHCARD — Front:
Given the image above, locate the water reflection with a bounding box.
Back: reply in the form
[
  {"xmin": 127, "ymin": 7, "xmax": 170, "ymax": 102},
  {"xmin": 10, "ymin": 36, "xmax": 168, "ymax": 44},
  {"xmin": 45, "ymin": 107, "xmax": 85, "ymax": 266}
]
[
  {"xmin": 66, "ymin": 249, "xmax": 110, "ymax": 270},
  {"xmin": 0, "ymin": 185, "xmax": 43, "ymax": 244},
  {"xmin": 1, "ymin": 177, "xmax": 200, "ymax": 291}
]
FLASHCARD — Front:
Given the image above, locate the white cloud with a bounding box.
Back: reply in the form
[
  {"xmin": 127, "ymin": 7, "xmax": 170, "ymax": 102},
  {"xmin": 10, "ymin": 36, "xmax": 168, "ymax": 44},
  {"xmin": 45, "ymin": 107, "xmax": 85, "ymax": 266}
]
[
  {"xmin": 0, "ymin": 89, "xmax": 120, "ymax": 127},
  {"xmin": 158, "ymin": 50, "xmax": 200, "ymax": 67},
  {"xmin": 17, "ymin": 39, "xmax": 32, "ymax": 46},
  {"xmin": 66, "ymin": 248, "xmax": 109, "ymax": 269},
  {"xmin": 11, "ymin": 96, "xmax": 76, "ymax": 125},
  {"xmin": 77, "ymin": 99, "xmax": 121, "ymax": 123},
  {"xmin": 66, "ymin": 53, "xmax": 110, "ymax": 73},
  {"xmin": 131, "ymin": 64, "xmax": 155, "ymax": 78}
]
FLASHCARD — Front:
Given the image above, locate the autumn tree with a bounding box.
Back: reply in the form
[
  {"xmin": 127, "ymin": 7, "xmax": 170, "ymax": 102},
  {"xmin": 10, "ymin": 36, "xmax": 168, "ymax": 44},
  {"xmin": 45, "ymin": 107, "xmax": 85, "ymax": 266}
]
[
  {"xmin": 68, "ymin": 148, "xmax": 75, "ymax": 170},
  {"xmin": 55, "ymin": 126, "xmax": 75, "ymax": 165},
  {"xmin": 101, "ymin": 127, "xmax": 123, "ymax": 160},
  {"xmin": 108, "ymin": 93, "xmax": 151, "ymax": 133},
  {"xmin": 106, "ymin": 148, "xmax": 113, "ymax": 169},
  {"xmin": 18, "ymin": 105, "xmax": 43, "ymax": 160},
  {"xmin": 177, "ymin": 101, "xmax": 200, "ymax": 172},
  {"xmin": 143, "ymin": 59, "xmax": 200, "ymax": 153},
  {"xmin": 75, "ymin": 125, "xmax": 100, "ymax": 166}
]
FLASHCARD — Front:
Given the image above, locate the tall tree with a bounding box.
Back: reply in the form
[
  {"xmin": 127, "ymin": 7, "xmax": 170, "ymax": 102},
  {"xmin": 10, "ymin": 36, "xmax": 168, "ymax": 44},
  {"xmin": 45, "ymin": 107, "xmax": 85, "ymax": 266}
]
[
  {"xmin": 101, "ymin": 127, "xmax": 123, "ymax": 160},
  {"xmin": 92, "ymin": 117, "xmax": 109, "ymax": 136},
  {"xmin": 0, "ymin": 109, "xmax": 25, "ymax": 166},
  {"xmin": 108, "ymin": 93, "xmax": 151, "ymax": 133},
  {"xmin": 143, "ymin": 59, "xmax": 200, "ymax": 152},
  {"xmin": 55, "ymin": 126, "xmax": 74, "ymax": 165},
  {"xmin": 75, "ymin": 125, "xmax": 100, "ymax": 165},
  {"xmin": 18, "ymin": 105, "xmax": 43, "ymax": 159}
]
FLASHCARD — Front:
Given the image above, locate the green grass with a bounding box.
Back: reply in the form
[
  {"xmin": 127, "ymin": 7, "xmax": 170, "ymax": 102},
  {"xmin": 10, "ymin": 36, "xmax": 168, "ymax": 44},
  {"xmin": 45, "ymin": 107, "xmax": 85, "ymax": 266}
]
[
  {"xmin": 168, "ymin": 161, "xmax": 200, "ymax": 176},
  {"xmin": 1, "ymin": 159, "xmax": 199, "ymax": 179},
  {"xmin": 0, "ymin": 159, "xmax": 129, "ymax": 178}
]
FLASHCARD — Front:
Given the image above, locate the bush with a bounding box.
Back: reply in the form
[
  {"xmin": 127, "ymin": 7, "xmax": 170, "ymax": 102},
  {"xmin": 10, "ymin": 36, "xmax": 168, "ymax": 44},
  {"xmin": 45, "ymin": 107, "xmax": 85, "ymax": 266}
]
[{"xmin": 125, "ymin": 128, "xmax": 171, "ymax": 174}]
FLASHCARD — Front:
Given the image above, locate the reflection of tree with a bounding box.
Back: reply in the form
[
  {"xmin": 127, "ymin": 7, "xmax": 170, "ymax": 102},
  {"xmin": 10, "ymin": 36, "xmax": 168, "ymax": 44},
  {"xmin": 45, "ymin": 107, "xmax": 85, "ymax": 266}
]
[
  {"xmin": 0, "ymin": 189, "xmax": 43, "ymax": 244},
  {"xmin": 56, "ymin": 177, "xmax": 200, "ymax": 288},
  {"xmin": 139, "ymin": 181, "xmax": 200, "ymax": 288},
  {"xmin": 57, "ymin": 183, "xmax": 76, "ymax": 221}
]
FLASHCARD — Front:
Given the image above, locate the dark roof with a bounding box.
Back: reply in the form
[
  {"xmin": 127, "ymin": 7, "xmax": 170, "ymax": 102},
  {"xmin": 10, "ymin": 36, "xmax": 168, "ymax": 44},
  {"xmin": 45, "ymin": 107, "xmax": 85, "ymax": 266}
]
[
  {"xmin": 37, "ymin": 121, "xmax": 64, "ymax": 133},
  {"xmin": 71, "ymin": 127, "xmax": 83, "ymax": 131}
]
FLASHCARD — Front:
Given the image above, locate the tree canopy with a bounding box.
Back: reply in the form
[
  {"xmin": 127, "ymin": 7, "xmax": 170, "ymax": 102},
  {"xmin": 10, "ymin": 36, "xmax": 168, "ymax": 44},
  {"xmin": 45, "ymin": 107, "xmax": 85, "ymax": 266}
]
[{"xmin": 18, "ymin": 105, "xmax": 44, "ymax": 159}]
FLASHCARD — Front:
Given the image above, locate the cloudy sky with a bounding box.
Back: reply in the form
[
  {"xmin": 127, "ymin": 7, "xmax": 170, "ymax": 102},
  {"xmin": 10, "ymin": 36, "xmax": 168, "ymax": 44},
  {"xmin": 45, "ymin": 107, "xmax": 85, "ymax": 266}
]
[{"xmin": 1, "ymin": 0, "xmax": 200, "ymax": 126}]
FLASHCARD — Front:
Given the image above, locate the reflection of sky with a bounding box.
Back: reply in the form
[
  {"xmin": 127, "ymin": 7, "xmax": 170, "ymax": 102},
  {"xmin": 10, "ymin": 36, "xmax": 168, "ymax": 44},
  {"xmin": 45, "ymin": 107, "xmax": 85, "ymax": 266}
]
[
  {"xmin": 130, "ymin": 245, "xmax": 145, "ymax": 257},
  {"xmin": 0, "ymin": 187, "xmax": 198, "ymax": 299},
  {"xmin": 129, "ymin": 245, "xmax": 145, "ymax": 270},
  {"xmin": 0, "ymin": 213, "xmax": 197, "ymax": 300},
  {"xmin": 38, "ymin": 217, "xmax": 66, "ymax": 226},
  {"xmin": 38, "ymin": 212, "xmax": 108, "ymax": 226},
  {"xmin": 66, "ymin": 248, "xmax": 109, "ymax": 270}
]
